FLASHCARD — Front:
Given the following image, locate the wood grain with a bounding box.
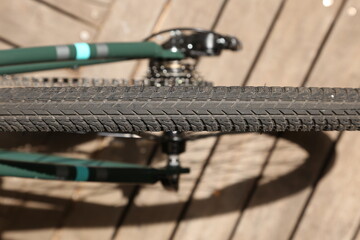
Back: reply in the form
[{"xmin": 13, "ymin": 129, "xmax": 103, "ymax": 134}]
[
  {"xmin": 173, "ymin": 134, "xmax": 276, "ymax": 240},
  {"xmin": 232, "ymin": 133, "xmax": 335, "ymax": 240},
  {"xmin": 355, "ymin": 228, "xmax": 360, "ymax": 240},
  {"xmin": 0, "ymin": 1, "xmax": 110, "ymax": 237},
  {"xmin": 0, "ymin": 42, "xmax": 12, "ymax": 49},
  {"xmin": 0, "ymin": 0, "xmax": 360, "ymax": 239},
  {"xmin": 197, "ymin": 0, "xmax": 284, "ymax": 86},
  {"xmin": 293, "ymin": 133, "xmax": 360, "ymax": 240},
  {"xmin": 42, "ymin": 0, "xmax": 111, "ymax": 26},
  {"xmin": 230, "ymin": 0, "xmax": 347, "ymax": 239},
  {"xmin": 114, "ymin": 138, "xmax": 217, "ymax": 240},
  {"xmin": 53, "ymin": 139, "xmax": 155, "ymax": 240},
  {"xmin": 48, "ymin": 1, "xmax": 169, "ymax": 239},
  {"xmin": 19, "ymin": 0, "xmax": 167, "ymax": 79},
  {"xmin": 0, "ymin": 0, "xmax": 96, "ymax": 46},
  {"xmin": 292, "ymin": 0, "xmax": 360, "ymax": 239},
  {"xmin": 0, "ymin": 177, "xmax": 27, "ymax": 236},
  {"xmin": 0, "ymin": 0, "xmax": 97, "ymax": 79},
  {"xmin": 2, "ymin": 179, "xmax": 77, "ymax": 240},
  {"xmin": 77, "ymin": 0, "xmax": 167, "ymax": 79},
  {"xmin": 1, "ymin": 137, "xmax": 110, "ymax": 240},
  {"xmin": 172, "ymin": 0, "xmax": 283, "ymax": 239},
  {"xmin": 113, "ymin": 1, "xmax": 224, "ymax": 239},
  {"xmin": 247, "ymin": 0, "xmax": 343, "ymax": 86},
  {"xmin": 235, "ymin": 0, "xmax": 360, "ymax": 239},
  {"xmin": 0, "ymin": 41, "xmax": 81, "ymax": 239}
]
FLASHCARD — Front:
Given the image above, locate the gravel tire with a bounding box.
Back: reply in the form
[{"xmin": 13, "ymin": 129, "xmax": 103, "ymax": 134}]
[{"xmin": 0, "ymin": 85, "xmax": 359, "ymax": 132}]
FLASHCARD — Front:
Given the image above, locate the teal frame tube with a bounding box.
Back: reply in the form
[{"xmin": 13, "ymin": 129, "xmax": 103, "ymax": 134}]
[{"xmin": 0, "ymin": 42, "xmax": 183, "ymax": 66}]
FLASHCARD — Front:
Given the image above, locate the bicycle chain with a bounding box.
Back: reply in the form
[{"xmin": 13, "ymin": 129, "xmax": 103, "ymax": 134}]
[
  {"xmin": 0, "ymin": 59, "xmax": 212, "ymax": 88},
  {"xmin": 0, "ymin": 75, "xmax": 212, "ymax": 88},
  {"xmin": 0, "ymin": 76, "xmax": 131, "ymax": 88}
]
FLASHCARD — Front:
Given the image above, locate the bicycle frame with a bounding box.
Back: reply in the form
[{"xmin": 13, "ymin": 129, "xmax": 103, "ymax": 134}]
[
  {"xmin": 0, "ymin": 28, "xmax": 240, "ymax": 190},
  {"xmin": 0, "ymin": 42, "xmax": 183, "ymax": 74}
]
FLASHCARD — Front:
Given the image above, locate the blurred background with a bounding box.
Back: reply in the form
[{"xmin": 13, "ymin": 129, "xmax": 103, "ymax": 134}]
[{"xmin": 0, "ymin": 0, "xmax": 360, "ymax": 239}]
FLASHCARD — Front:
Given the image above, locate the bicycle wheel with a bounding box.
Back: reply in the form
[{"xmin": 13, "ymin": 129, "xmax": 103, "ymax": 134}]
[{"xmin": 0, "ymin": 79, "xmax": 359, "ymax": 132}]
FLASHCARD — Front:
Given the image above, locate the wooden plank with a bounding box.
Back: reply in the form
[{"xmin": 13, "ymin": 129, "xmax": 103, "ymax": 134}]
[
  {"xmin": 228, "ymin": 0, "xmax": 348, "ymax": 239},
  {"xmin": 0, "ymin": 136, "xmax": 32, "ymax": 239},
  {"xmin": 113, "ymin": 138, "xmax": 217, "ymax": 240},
  {"xmin": 289, "ymin": 1, "xmax": 360, "ymax": 239},
  {"xmin": 173, "ymin": 134, "xmax": 276, "ymax": 240},
  {"xmin": 173, "ymin": 0, "xmax": 352, "ymax": 239},
  {"xmin": 0, "ymin": 2, "xmax": 110, "ymax": 238},
  {"xmin": 167, "ymin": 0, "xmax": 287, "ymax": 239},
  {"xmin": 298, "ymin": 3, "xmax": 360, "ymax": 89},
  {"xmin": 355, "ymin": 228, "xmax": 360, "ymax": 240},
  {"xmin": 0, "ymin": 137, "xmax": 111, "ymax": 240},
  {"xmin": 87, "ymin": 0, "xmax": 112, "ymax": 5},
  {"xmin": 0, "ymin": 11, "xmax": 117, "ymax": 236},
  {"xmin": 0, "ymin": 0, "xmax": 96, "ymax": 46},
  {"xmin": 112, "ymin": 1, "xmax": 225, "ymax": 239},
  {"xmin": 292, "ymin": 133, "xmax": 360, "ymax": 240},
  {"xmin": 231, "ymin": 133, "xmax": 336, "ymax": 240},
  {"xmin": 247, "ymin": 0, "xmax": 343, "ymax": 86},
  {"xmin": 0, "ymin": 41, "xmax": 12, "ymax": 49},
  {"xmin": 234, "ymin": 0, "xmax": 360, "ymax": 239},
  {"xmin": 0, "ymin": 133, "xmax": 63, "ymax": 234},
  {"xmin": 50, "ymin": 182, "xmax": 129, "ymax": 240},
  {"xmin": 0, "ymin": 41, "xmax": 29, "ymax": 239},
  {"xmin": 0, "ymin": 1, "xmax": 358, "ymax": 240},
  {"xmin": 76, "ymin": 0, "xmax": 167, "ymax": 79},
  {"xmin": 0, "ymin": 126, "xmax": 70, "ymax": 229},
  {"xmin": 0, "ymin": 0, "xmax": 97, "ymax": 78},
  {"xmin": 48, "ymin": 1, "xmax": 169, "ymax": 240},
  {"xmin": 1, "ymin": 1, "xmax": 165, "ymax": 239},
  {"xmin": 20, "ymin": 0, "xmax": 166, "ymax": 94},
  {"xmin": 1, "ymin": 179, "xmax": 78, "ymax": 240},
  {"xmin": 42, "ymin": 0, "xmax": 111, "ymax": 26},
  {"xmin": 0, "ymin": 177, "xmax": 27, "ymax": 234},
  {"xmin": 52, "ymin": 139, "xmax": 156, "ymax": 240},
  {"xmin": 91, "ymin": 0, "xmax": 112, "ymax": 4},
  {"xmin": 197, "ymin": 0, "xmax": 283, "ymax": 86},
  {"xmin": 157, "ymin": 0, "xmax": 223, "ymax": 29}
]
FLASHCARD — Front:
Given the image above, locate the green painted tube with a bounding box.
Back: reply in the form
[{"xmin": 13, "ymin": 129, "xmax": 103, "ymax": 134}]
[
  {"xmin": 0, "ymin": 162, "xmax": 57, "ymax": 180},
  {"xmin": 0, "ymin": 149, "xmax": 190, "ymax": 184},
  {"xmin": 0, "ymin": 42, "xmax": 183, "ymax": 66},
  {"xmin": 105, "ymin": 42, "xmax": 182, "ymax": 59},
  {"xmin": 0, "ymin": 149, "xmax": 142, "ymax": 168},
  {"xmin": 0, "ymin": 58, "xmax": 124, "ymax": 75},
  {"xmin": 0, "ymin": 46, "xmax": 57, "ymax": 66}
]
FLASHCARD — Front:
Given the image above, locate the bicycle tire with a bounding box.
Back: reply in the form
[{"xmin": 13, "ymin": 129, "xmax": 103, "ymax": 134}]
[{"xmin": 0, "ymin": 84, "xmax": 359, "ymax": 132}]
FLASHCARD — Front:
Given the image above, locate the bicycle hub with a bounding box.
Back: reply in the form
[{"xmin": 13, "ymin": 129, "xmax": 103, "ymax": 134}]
[{"xmin": 160, "ymin": 131, "xmax": 186, "ymax": 191}]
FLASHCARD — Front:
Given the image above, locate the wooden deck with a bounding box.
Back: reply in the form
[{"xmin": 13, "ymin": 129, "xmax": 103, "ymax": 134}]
[{"xmin": 0, "ymin": 0, "xmax": 360, "ymax": 239}]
